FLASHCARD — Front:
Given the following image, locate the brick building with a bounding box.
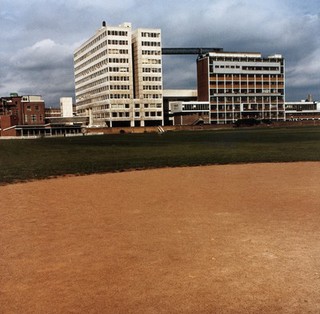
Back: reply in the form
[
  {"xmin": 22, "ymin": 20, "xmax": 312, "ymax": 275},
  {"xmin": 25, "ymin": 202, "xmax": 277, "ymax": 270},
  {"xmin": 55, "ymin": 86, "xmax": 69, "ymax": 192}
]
[{"xmin": 0, "ymin": 95, "xmax": 45, "ymax": 136}]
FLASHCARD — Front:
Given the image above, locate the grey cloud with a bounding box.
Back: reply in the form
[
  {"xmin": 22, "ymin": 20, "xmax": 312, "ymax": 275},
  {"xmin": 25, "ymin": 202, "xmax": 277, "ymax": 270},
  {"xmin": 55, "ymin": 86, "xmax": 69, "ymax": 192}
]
[
  {"xmin": 3, "ymin": 39, "xmax": 75, "ymax": 105},
  {"xmin": 1, "ymin": 0, "xmax": 320, "ymax": 105}
]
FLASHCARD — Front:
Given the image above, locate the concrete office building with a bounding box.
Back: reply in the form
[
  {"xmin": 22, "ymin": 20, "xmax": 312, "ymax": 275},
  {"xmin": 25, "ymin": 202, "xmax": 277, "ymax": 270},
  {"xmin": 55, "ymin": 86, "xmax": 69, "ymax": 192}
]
[
  {"xmin": 197, "ymin": 51, "xmax": 285, "ymax": 124},
  {"xmin": 74, "ymin": 22, "xmax": 163, "ymax": 127}
]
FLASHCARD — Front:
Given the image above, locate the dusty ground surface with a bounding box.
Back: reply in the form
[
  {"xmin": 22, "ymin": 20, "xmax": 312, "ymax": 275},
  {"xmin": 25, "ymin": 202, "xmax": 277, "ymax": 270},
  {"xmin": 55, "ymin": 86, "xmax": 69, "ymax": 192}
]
[{"xmin": 1, "ymin": 162, "xmax": 320, "ymax": 313}]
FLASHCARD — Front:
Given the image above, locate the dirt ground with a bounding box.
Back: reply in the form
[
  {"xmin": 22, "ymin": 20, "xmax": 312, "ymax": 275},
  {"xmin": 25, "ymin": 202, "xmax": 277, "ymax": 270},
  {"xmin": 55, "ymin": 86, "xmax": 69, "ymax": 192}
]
[{"xmin": 1, "ymin": 162, "xmax": 320, "ymax": 313}]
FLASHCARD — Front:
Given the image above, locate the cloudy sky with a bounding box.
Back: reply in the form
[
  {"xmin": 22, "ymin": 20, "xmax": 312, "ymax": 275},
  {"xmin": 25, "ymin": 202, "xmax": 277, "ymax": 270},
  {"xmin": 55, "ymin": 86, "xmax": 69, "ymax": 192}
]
[{"xmin": 1, "ymin": 0, "xmax": 319, "ymax": 106}]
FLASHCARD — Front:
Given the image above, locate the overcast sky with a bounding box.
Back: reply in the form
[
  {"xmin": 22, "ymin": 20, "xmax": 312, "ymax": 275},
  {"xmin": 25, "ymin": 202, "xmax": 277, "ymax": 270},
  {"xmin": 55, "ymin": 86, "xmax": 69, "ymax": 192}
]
[{"xmin": 1, "ymin": 0, "xmax": 319, "ymax": 106}]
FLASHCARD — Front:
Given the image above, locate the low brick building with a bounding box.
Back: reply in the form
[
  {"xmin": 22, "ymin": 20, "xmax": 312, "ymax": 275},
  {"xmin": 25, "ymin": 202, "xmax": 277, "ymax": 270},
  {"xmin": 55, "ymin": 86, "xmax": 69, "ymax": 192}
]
[{"xmin": 0, "ymin": 95, "xmax": 45, "ymax": 136}]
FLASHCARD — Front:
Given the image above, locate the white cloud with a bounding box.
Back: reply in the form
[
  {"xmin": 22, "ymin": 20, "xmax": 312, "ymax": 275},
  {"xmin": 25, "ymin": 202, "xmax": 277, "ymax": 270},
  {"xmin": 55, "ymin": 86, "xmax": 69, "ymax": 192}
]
[{"xmin": 10, "ymin": 39, "xmax": 73, "ymax": 70}]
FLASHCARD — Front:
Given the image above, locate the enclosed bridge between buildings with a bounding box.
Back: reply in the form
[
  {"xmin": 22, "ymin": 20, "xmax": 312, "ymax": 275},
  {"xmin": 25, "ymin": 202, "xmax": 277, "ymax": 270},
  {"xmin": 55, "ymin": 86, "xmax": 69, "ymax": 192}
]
[{"xmin": 162, "ymin": 48, "xmax": 223, "ymax": 55}]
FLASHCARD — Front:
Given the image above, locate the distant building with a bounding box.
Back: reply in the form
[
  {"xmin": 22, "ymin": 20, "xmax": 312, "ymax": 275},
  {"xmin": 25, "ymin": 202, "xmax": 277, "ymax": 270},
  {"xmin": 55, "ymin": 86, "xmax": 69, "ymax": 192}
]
[
  {"xmin": 163, "ymin": 89, "xmax": 197, "ymax": 125},
  {"xmin": 0, "ymin": 95, "xmax": 45, "ymax": 136},
  {"xmin": 45, "ymin": 107, "xmax": 61, "ymax": 118},
  {"xmin": 60, "ymin": 97, "xmax": 73, "ymax": 118},
  {"xmin": 197, "ymin": 51, "xmax": 285, "ymax": 124},
  {"xmin": 169, "ymin": 101, "xmax": 210, "ymax": 125},
  {"xmin": 74, "ymin": 22, "xmax": 163, "ymax": 127},
  {"xmin": 285, "ymin": 100, "xmax": 320, "ymax": 121}
]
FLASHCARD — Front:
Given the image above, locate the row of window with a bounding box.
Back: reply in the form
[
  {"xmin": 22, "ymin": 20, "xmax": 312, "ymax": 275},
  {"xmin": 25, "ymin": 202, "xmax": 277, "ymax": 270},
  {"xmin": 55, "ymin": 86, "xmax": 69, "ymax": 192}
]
[
  {"xmin": 210, "ymin": 74, "xmax": 284, "ymax": 80},
  {"xmin": 108, "ymin": 39, "xmax": 129, "ymax": 45},
  {"xmin": 109, "ymin": 94, "xmax": 131, "ymax": 99},
  {"xmin": 75, "ymin": 41, "xmax": 108, "ymax": 63},
  {"xmin": 77, "ymin": 92, "xmax": 164, "ymax": 106},
  {"xmin": 141, "ymin": 32, "xmax": 160, "ymax": 38},
  {"xmin": 24, "ymin": 114, "xmax": 43, "ymax": 123},
  {"xmin": 210, "ymin": 104, "xmax": 283, "ymax": 111},
  {"xmin": 143, "ymin": 94, "xmax": 162, "ymax": 99},
  {"xmin": 75, "ymin": 68, "xmax": 108, "ymax": 85},
  {"xmin": 142, "ymin": 85, "xmax": 162, "ymax": 90},
  {"xmin": 142, "ymin": 50, "xmax": 161, "ymax": 55},
  {"xmin": 210, "ymin": 89, "xmax": 283, "ymax": 94},
  {"xmin": 93, "ymin": 111, "xmax": 162, "ymax": 119},
  {"xmin": 142, "ymin": 68, "xmax": 162, "ymax": 73},
  {"xmin": 26, "ymin": 105, "xmax": 40, "ymax": 111},
  {"xmin": 107, "ymin": 30, "xmax": 128, "ymax": 36},
  {"xmin": 211, "ymin": 96, "xmax": 284, "ymax": 103},
  {"xmin": 211, "ymin": 81, "xmax": 282, "ymax": 86},
  {"xmin": 142, "ymin": 59, "xmax": 161, "ymax": 65},
  {"xmin": 110, "ymin": 85, "xmax": 130, "ymax": 90},
  {"xmin": 211, "ymin": 112, "xmax": 283, "ymax": 120},
  {"xmin": 213, "ymin": 65, "xmax": 280, "ymax": 71},
  {"xmin": 79, "ymin": 93, "xmax": 132, "ymax": 101},
  {"xmin": 75, "ymin": 50, "xmax": 108, "ymax": 72},
  {"xmin": 76, "ymin": 78, "xmax": 107, "ymax": 93},
  {"xmin": 141, "ymin": 41, "xmax": 161, "ymax": 47},
  {"xmin": 75, "ymin": 32, "xmax": 107, "ymax": 58},
  {"xmin": 109, "ymin": 67, "xmax": 129, "ymax": 72},
  {"xmin": 76, "ymin": 45, "xmax": 130, "ymax": 64},
  {"xmin": 75, "ymin": 61, "xmax": 107, "ymax": 80},
  {"xmin": 143, "ymin": 76, "xmax": 162, "ymax": 82},
  {"xmin": 110, "ymin": 76, "xmax": 130, "ymax": 81},
  {"xmin": 108, "ymin": 49, "xmax": 129, "ymax": 55},
  {"xmin": 242, "ymin": 66, "xmax": 280, "ymax": 71},
  {"xmin": 92, "ymin": 103, "xmax": 162, "ymax": 111},
  {"xmin": 78, "ymin": 84, "xmax": 132, "ymax": 98},
  {"xmin": 182, "ymin": 104, "xmax": 209, "ymax": 111},
  {"xmin": 210, "ymin": 57, "xmax": 283, "ymax": 63},
  {"xmin": 76, "ymin": 71, "xmax": 130, "ymax": 88},
  {"xmin": 76, "ymin": 61, "xmax": 130, "ymax": 80},
  {"xmin": 108, "ymin": 58, "xmax": 129, "ymax": 63}
]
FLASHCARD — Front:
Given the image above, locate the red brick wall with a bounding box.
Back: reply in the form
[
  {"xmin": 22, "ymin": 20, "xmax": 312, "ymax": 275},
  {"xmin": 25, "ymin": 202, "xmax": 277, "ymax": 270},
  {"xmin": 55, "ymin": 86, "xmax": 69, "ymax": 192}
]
[
  {"xmin": 21, "ymin": 102, "xmax": 45, "ymax": 125},
  {"xmin": 197, "ymin": 57, "xmax": 209, "ymax": 101},
  {"xmin": 174, "ymin": 113, "xmax": 210, "ymax": 126},
  {"xmin": 0, "ymin": 116, "xmax": 17, "ymax": 136}
]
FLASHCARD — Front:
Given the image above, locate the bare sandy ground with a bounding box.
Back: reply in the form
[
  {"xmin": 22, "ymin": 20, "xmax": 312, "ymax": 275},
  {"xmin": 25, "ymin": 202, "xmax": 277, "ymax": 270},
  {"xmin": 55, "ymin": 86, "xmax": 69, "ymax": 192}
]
[{"xmin": 1, "ymin": 162, "xmax": 320, "ymax": 313}]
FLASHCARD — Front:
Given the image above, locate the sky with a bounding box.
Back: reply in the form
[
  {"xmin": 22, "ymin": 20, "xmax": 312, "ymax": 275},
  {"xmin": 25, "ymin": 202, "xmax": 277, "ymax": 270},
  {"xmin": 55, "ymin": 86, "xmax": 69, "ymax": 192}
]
[{"xmin": 0, "ymin": 0, "xmax": 319, "ymax": 106}]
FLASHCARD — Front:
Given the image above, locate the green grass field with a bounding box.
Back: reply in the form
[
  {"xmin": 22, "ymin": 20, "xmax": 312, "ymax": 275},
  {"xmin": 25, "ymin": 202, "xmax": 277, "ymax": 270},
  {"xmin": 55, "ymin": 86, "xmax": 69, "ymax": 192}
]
[{"xmin": 1, "ymin": 126, "xmax": 320, "ymax": 185}]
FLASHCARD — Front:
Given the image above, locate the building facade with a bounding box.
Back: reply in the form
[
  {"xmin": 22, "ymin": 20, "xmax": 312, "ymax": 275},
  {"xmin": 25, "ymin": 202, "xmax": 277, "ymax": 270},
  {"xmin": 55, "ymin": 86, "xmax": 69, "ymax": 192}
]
[
  {"xmin": 74, "ymin": 22, "xmax": 163, "ymax": 127},
  {"xmin": 0, "ymin": 95, "xmax": 46, "ymax": 136},
  {"xmin": 169, "ymin": 101, "xmax": 210, "ymax": 125},
  {"xmin": 197, "ymin": 52, "xmax": 285, "ymax": 124},
  {"xmin": 60, "ymin": 97, "xmax": 74, "ymax": 118},
  {"xmin": 285, "ymin": 100, "xmax": 320, "ymax": 121},
  {"xmin": 163, "ymin": 89, "xmax": 198, "ymax": 125},
  {"xmin": 0, "ymin": 95, "xmax": 45, "ymax": 125}
]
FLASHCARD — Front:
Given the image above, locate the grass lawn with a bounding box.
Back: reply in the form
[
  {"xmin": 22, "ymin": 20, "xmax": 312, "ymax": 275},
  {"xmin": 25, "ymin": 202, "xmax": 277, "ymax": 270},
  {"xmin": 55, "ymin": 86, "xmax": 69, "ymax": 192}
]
[{"xmin": 1, "ymin": 126, "xmax": 320, "ymax": 185}]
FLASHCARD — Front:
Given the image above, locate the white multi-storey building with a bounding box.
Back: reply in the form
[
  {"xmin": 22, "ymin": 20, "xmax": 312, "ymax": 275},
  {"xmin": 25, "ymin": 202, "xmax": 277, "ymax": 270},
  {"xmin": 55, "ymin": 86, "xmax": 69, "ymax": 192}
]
[{"xmin": 74, "ymin": 22, "xmax": 163, "ymax": 127}]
